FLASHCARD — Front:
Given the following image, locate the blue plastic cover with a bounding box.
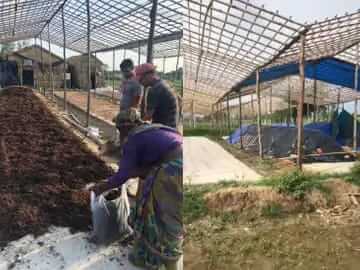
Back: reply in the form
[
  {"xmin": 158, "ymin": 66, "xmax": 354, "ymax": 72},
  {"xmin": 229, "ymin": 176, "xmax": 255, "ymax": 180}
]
[{"xmin": 237, "ymin": 57, "xmax": 360, "ymax": 91}]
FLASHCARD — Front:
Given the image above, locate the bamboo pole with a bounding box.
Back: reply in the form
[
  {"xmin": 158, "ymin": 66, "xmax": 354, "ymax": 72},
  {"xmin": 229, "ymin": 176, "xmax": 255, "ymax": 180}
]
[
  {"xmin": 256, "ymin": 69, "xmax": 263, "ymax": 159},
  {"xmin": 147, "ymin": 0, "xmax": 158, "ymax": 63},
  {"xmin": 269, "ymin": 85, "xmax": 273, "ymax": 124},
  {"xmin": 62, "ymin": 7, "xmax": 67, "ymax": 113},
  {"xmin": 287, "ymin": 77, "xmax": 291, "ymax": 127},
  {"xmin": 313, "ymin": 73, "xmax": 317, "ymax": 123},
  {"xmin": 86, "ymin": 0, "xmax": 91, "ymax": 127},
  {"xmin": 112, "ymin": 49, "xmax": 115, "ymax": 103},
  {"xmin": 226, "ymin": 96, "xmax": 231, "ymax": 133},
  {"xmin": 176, "ymin": 39, "xmax": 181, "ymax": 81},
  {"xmin": 94, "ymin": 52, "xmax": 97, "ymax": 97},
  {"xmin": 138, "ymin": 41, "xmax": 141, "ymax": 65},
  {"xmin": 47, "ymin": 25, "xmax": 54, "ymax": 100},
  {"xmin": 353, "ymin": 43, "xmax": 359, "ymax": 151},
  {"xmin": 191, "ymin": 100, "xmax": 195, "ymax": 128},
  {"xmin": 39, "ymin": 34, "xmax": 43, "ymax": 93},
  {"xmin": 296, "ymin": 34, "xmax": 306, "ymax": 169},
  {"xmin": 239, "ymin": 92, "xmax": 243, "ymax": 149}
]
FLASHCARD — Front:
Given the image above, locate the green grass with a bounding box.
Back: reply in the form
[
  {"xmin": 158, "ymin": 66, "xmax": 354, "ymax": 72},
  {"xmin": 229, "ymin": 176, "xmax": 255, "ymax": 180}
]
[
  {"xmin": 261, "ymin": 203, "xmax": 284, "ymax": 218},
  {"xmin": 345, "ymin": 162, "xmax": 360, "ymax": 186}
]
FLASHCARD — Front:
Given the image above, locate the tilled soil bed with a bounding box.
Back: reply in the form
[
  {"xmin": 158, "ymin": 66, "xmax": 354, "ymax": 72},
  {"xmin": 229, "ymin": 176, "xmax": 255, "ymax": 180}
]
[{"xmin": 0, "ymin": 87, "xmax": 113, "ymax": 247}]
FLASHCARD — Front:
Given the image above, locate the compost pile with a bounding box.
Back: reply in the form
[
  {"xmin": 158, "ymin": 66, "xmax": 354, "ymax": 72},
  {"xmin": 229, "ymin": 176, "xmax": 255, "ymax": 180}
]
[{"xmin": 0, "ymin": 87, "xmax": 113, "ymax": 247}]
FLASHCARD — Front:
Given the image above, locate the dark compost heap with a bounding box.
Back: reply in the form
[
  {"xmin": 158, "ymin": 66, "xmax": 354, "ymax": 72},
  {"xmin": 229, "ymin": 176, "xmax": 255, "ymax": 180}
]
[{"xmin": 0, "ymin": 87, "xmax": 113, "ymax": 247}]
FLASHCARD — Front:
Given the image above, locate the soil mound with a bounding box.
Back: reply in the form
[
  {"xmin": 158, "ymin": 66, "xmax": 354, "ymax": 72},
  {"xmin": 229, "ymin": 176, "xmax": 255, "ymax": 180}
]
[
  {"xmin": 205, "ymin": 179, "xmax": 360, "ymax": 217},
  {"xmin": 0, "ymin": 87, "xmax": 113, "ymax": 246}
]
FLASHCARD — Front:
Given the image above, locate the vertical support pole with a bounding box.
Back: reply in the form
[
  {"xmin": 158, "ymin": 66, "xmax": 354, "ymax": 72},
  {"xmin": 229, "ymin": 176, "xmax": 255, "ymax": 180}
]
[
  {"xmin": 256, "ymin": 69, "xmax": 263, "ymax": 159},
  {"xmin": 353, "ymin": 44, "xmax": 359, "ymax": 151},
  {"xmin": 176, "ymin": 39, "xmax": 181, "ymax": 81},
  {"xmin": 337, "ymin": 89, "xmax": 341, "ymax": 111},
  {"xmin": 86, "ymin": 0, "xmax": 91, "ymax": 127},
  {"xmin": 313, "ymin": 74, "xmax": 317, "ymax": 123},
  {"xmin": 147, "ymin": 0, "xmax": 158, "ymax": 63},
  {"xmin": 112, "ymin": 49, "xmax": 115, "ymax": 103},
  {"xmin": 62, "ymin": 7, "xmax": 67, "ymax": 113},
  {"xmin": 226, "ymin": 96, "xmax": 231, "ymax": 133},
  {"xmin": 287, "ymin": 77, "xmax": 291, "ymax": 127},
  {"xmin": 162, "ymin": 56, "xmax": 166, "ymax": 78},
  {"xmin": 297, "ymin": 34, "xmax": 306, "ymax": 169},
  {"xmin": 47, "ymin": 25, "xmax": 54, "ymax": 99},
  {"xmin": 269, "ymin": 86, "xmax": 273, "ymax": 124},
  {"xmin": 138, "ymin": 42, "xmax": 141, "ymax": 65},
  {"xmin": 251, "ymin": 94, "xmax": 255, "ymax": 121},
  {"xmin": 191, "ymin": 100, "xmax": 195, "ymax": 128},
  {"xmin": 238, "ymin": 92, "xmax": 243, "ymax": 149},
  {"xmin": 40, "ymin": 34, "xmax": 43, "ymax": 92},
  {"xmin": 94, "ymin": 52, "xmax": 97, "ymax": 97},
  {"xmin": 123, "ymin": 49, "xmax": 126, "ymax": 59},
  {"xmin": 211, "ymin": 105, "xmax": 215, "ymax": 128}
]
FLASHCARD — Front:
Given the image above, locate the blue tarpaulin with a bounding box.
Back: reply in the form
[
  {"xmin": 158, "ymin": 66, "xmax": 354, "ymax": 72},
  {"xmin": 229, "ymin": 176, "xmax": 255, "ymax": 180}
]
[{"xmin": 236, "ymin": 57, "xmax": 360, "ymax": 92}]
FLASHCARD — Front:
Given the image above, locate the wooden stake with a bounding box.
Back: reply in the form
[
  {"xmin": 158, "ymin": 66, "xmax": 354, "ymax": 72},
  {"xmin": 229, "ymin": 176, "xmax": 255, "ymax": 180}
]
[
  {"xmin": 296, "ymin": 34, "xmax": 306, "ymax": 169},
  {"xmin": 256, "ymin": 69, "xmax": 263, "ymax": 159}
]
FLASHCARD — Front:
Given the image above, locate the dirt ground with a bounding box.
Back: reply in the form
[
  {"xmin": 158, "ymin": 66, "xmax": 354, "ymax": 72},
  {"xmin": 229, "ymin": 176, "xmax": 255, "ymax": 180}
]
[
  {"xmin": 184, "ymin": 179, "xmax": 360, "ymax": 270},
  {"xmin": 55, "ymin": 91, "xmax": 119, "ymax": 122},
  {"xmin": 0, "ymin": 87, "xmax": 113, "ymax": 247}
]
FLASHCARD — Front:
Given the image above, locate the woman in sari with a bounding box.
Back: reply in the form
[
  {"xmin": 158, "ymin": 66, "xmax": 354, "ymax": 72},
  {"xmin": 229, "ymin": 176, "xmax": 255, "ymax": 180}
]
[{"xmin": 91, "ymin": 108, "xmax": 183, "ymax": 270}]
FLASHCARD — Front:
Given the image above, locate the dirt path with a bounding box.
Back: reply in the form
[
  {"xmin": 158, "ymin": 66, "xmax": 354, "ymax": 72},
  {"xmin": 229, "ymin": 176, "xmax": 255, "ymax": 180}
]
[
  {"xmin": 184, "ymin": 137, "xmax": 261, "ymax": 184},
  {"xmin": 55, "ymin": 91, "xmax": 119, "ymax": 122}
]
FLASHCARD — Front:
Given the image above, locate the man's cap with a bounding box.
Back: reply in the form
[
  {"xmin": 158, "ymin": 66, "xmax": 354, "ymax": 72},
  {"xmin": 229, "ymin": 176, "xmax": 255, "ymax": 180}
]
[
  {"xmin": 134, "ymin": 63, "xmax": 156, "ymax": 81},
  {"xmin": 120, "ymin": 59, "xmax": 134, "ymax": 73}
]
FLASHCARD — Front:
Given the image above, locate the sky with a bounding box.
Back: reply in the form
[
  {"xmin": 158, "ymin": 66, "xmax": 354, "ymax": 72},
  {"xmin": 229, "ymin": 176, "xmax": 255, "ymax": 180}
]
[{"xmin": 257, "ymin": 0, "xmax": 359, "ymax": 23}]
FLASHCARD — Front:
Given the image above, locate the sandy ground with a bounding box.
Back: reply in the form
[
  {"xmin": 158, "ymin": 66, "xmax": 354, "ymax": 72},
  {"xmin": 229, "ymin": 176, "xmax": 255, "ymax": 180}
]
[
  {"xmin": 184, "ymin": 137, "xmax": 261, "ymax": 184},
  {"xmin": 304, "ymin": 162, "xmax": 356, "ymax": 174},
  {"xmin": 55, "ymin": 91, "xmax": 119, "ymax": 122}
]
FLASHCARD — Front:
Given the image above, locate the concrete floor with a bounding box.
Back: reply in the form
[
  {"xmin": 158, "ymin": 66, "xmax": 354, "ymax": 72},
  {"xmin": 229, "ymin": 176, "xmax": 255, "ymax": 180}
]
[
  {"xmin": 184, "ymin": 137, "xmax": 261, "ymax": 185},
  {"xmin": 0, "ymin": 227, "xmax": 141, "ymax": 270}
]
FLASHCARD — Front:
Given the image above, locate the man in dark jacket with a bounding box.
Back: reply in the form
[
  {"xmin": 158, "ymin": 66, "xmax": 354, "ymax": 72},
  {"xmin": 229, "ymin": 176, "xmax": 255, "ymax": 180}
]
[{"xmin": 135, "ymin": 63, "xmax": 178, "ymax": 128}]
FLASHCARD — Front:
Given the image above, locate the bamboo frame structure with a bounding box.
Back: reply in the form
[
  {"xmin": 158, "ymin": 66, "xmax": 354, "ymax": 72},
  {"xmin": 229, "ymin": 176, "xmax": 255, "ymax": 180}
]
[
  {"xmin": 62, "ymin": 6, "xmax": 67, "ymax": 113},
  {"xmin": 354, "ymin": 44, "xmax": 359, "ymax": 151},
  {"xmin": 256, "ymin": 68, "xmax": 263, "ymax": 159},
  {"xmin": 297, "ymin": 34, "xmax": 306, "ymax": 169},
  {"xmin": 85, "ymin": 0, "xmax": 91, "ymax": 127},
  {"xmin": 0, "ymin": 0, "xmax": 182, "ymax": 60}
]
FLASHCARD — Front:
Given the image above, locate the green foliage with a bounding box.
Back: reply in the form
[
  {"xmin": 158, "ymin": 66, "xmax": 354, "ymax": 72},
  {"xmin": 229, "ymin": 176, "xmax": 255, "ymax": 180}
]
[
  {"xmin": 345, "ymin": 162, "xmax": 360, "ymax": 186},
  {"xmin": 261, "ymin": 203, "xmax": 283, "ymax": 218},
  {"xmin": 183, "ymin": 185, "xmax": 210, "ymax": 224},
  {"xmin": 271, "ymin": 170, "xmax": 326, "ymax": 199}
]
